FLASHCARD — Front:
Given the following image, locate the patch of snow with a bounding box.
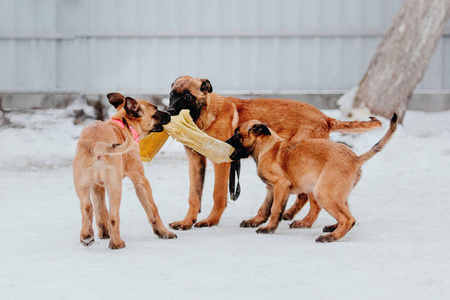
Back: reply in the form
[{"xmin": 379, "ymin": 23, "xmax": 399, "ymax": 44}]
[
  {"xmin": 0, "ymin": 108, "xmax": 449, "ymax": 299},
  {"xmin": 337, "ymin": 87, "xmax": 358, "ymax": 117},
  {"xmin": 337, "ymin": 87, "xmax": 375, "ymax": 121}
]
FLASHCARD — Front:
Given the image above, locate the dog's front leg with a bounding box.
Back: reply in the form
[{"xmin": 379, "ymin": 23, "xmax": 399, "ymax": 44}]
[
  {"xmin": 170, "ymin": 147, "xmax": 206, "ymax": 230},
  {"xmin": 195, "ymin": 161, "xmax": 230, "ymax": 227},
  {"xmin": 130, "ymin": 173, "xmax": 177, "ymax": 239},
  {"xmin": 256, "ymin": 183, "xmax": 290, "ymax": 234},
  {"xmin": 241, "ymin": 187, "xmax": 274, "ymax": 228}
]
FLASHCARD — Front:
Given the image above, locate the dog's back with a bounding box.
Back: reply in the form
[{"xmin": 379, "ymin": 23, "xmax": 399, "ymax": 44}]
[
  {"xmin": 73, "ymin": 121, "xmax": 133, "ymax": 185},
  {"xmin": 277, "ymin": 138, "xmax": 359, "ymax": 194},
  {"xmin": 232, "ymin": 97, "xmax": 382, "ymax": 140}
]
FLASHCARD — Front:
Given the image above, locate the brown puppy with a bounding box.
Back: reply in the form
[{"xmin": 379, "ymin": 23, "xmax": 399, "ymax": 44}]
[
  {"xmin": 225, "ymin": 115, "xmax": 398, "ymax": 242},
  {"xmin": 167, "ymin": 75, "xmax": 382, "ymax": 230},
  {"xmin": 73, "ymin": 93, "xmax": 177, "ymax": 249}
]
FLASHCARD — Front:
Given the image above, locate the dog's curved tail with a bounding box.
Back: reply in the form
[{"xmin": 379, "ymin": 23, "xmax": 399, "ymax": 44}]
[
  {"xmin": 328, "ymin": 116, "xmax": 382, "ymax": 134},
  {"xmin": 358, "ymin": 114, "xmax": 398, "ymax": 164},
  {"xmin": 94, "ymin": 118, "xmax": 135, "ymax": 156}
]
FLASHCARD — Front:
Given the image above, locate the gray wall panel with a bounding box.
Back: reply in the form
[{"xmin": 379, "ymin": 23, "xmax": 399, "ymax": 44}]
[
  {"xmin": 445, "ymin": 38, "xmax": 450, "ymax": 89},
  {"xmin": 0, "ymin": 40, "xmax": 15, "ymax": 88},
  {"xmin": 0, "ymin": 0, "xmax": 448, "ymax": 95},
  {"xmin": 299, "ymin": 38, "xmax": 321, "ymax": 90}
]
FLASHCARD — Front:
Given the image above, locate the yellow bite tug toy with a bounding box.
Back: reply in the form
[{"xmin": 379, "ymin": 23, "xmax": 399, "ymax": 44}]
[
  {"xmin": 139, "ymin": 131, "xmax": 170, "ymax": 162},
  {"xmin": 140, "ymin": 109, "xmax": 234, "ymax": 164}
]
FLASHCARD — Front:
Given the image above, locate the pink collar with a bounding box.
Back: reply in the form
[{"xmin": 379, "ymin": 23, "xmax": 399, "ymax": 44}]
[{"xmin": 111, "ymin": 119, "xmax": 140, "ymax": 143}]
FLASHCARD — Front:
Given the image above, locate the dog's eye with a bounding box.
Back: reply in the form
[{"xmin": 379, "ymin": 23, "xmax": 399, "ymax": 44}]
[
  {"xmin": 185, "ymin": 94, "xmax": 192, "ymax": 100},
  {"xmin": 170, "ymin": 92, "xmax": 174, "ymax": 98}
]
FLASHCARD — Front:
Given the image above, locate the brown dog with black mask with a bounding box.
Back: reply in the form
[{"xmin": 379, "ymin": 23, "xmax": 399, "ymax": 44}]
[
  {"xmin": 225, "ymin": 115, "xmax": 397, "ymax": 242},
  {"xmin": 166, "ymin": 75, "xmax": 382, "ymax": 231},
  {"xmin": 73, "ymin": 93, "xmax": 177, "ymax": 249}
]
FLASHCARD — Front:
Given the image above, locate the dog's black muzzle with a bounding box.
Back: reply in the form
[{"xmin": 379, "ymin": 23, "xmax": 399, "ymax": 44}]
[
  {"xmin": 159, "ymin": 111, "xmax": 171, "ymax": 125},
  {"xmin": 150, "ymin": 111, "xmax": 171, "ymax": 133},
  {"xmin": 167, "ymin": 95, "xmax": 185, "ymax": 116},
  {"xmin": 225, "ymin": 135, "xmax": 250, "ymax": 161}
]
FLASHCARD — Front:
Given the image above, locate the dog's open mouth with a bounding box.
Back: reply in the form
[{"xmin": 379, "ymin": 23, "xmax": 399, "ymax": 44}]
[{"xmin": 149, "ymin": 124, "xmax": 165, "ymax": 133}]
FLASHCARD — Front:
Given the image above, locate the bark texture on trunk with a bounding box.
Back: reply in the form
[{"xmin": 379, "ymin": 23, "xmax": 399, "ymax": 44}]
[{"xmin": 354, "ymin": 0, "xmax": 450, "ymax": 123}]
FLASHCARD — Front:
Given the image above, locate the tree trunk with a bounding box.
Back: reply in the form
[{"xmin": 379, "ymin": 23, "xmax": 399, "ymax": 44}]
[{"xmin": 354, "ymin": 0, "xmax": 450, "ymax": 123}]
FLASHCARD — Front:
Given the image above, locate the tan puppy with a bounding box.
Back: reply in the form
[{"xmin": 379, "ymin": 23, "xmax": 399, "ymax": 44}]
[
  {"xmin": 225, "ymin": 114, "xmax": 398, "ymax": 242},
  {"xmin": 166, "ymin": 75, "xmax": 382, "ymax": 230},
  {"xmin": 73, "ymin": 93, "xmax": 177, "ymax": 249}
]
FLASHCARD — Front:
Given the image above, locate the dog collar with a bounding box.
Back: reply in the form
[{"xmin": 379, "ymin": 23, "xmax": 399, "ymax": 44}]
[{"xmin": 111, "ymin": 119, "xmax": 140, "ymax": 143}]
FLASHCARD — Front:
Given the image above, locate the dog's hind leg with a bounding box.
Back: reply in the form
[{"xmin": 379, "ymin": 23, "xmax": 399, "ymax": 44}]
[
  {"xmin": 289, "ymin": 193, "xmax": 321, "ymax": 228},
  {"xmin": 282, "ymin": 193, "xmax": 308, "ymax": 220},
  {"xmin": 76, "ymin": 184, "xmax": 95, "ymax": 246},
  {"xmin": 241, "ymin": 187, "xmax": 274, "ymax": 228},
  {"xmin": 106, "ymin": 181, "xmax": 125, "ymax": 249},
  {"xmin": 321, "ymin": 169, "xmax": 360, "ymax": 234},
  {"xmin": 91, "ymin": 184, "xmax": 110, "ymax": 239},
  {"xmin": 314, "ymin": 192, "xmax": 355, "ymax": 243},
  {"xmin": 353, "ymin": 168, "xmax": 363, "ymax": 188}
]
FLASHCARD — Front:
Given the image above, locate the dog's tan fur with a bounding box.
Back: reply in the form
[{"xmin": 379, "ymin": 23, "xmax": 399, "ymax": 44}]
[
  {"xmin": 229, "ymin": 116, "xmax": 397, "ymax": 242},
  {"xmin": 73, "ymin": 93, "xmax": 176, "ymax": 249},
  {"xmin": 167, "ymin": 76, "xmax": 383, "ymax": 230}
]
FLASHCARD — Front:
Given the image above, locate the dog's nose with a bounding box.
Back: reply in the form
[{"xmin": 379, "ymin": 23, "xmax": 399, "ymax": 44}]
[
  {"xmin": 167, "ymin": 107, "xmax": 177, "ymax": 116},
  {"xmin": 161, "ymin": 112, "xmax": 171, "ymax": 124},
  {"xmin": 225, "ymin": 136, "xmax": 239, "ymax": 148}
]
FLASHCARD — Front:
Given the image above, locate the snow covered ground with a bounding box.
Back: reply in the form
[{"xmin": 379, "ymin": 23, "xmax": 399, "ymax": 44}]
[{"xmin": 1, "ymin": 106, "xmax": 449, "ymax": 299}]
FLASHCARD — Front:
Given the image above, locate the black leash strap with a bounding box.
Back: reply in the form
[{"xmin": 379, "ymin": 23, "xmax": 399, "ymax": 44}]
[{"xmin": 229, "ymin": 160, "xmax": 241, "ymax": 201}]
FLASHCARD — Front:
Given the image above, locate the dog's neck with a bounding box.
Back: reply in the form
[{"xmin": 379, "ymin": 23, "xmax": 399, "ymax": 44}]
[
  {"xmin": 252, "ymin": 133, "xmax": 284, "ymax": 163},
  {"xmin": 110, "ymin": 118, "xmax": 140, "ymax": 143}
]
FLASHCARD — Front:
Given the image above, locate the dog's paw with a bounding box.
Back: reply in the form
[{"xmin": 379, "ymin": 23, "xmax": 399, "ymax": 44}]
[
  {"xmin": 194, "ymin": 218, "xmax": 218, "ymax": 228},
  {"xmin": 155, "ymin": 230, "xmax": 178, "ymax": 239},
  {"xmin": 315, "ymin": 235, "xmax": 337, "ymax": 243},
  {"xmin": 109, "ymin": 239, "xmax": 126, "ymax": 249},
  {"xmin": 240, "ymin": 219, "xmax": 262, "ymax": 228},
  {"xmin": 169, "ymin": 220, "xmax": 194, "ymax": 231},
  {"xmin": 80, "ymin": 235, "xmax": 94, "ymax": 247},
  {"xmin": 256, "ymin": 227, "xmax": 276, "ymax": 234},
  {"xmin": 97, "ymin": 223, "xmax": 110, "ymax": 239},
  {"xmin": 282, "ymin": 212, "xmax": 295, "ymax": 220},
  {"xmin": 322, "ymin": 224, "xmax": 338, "ymax": 233},
  {"xmin": 98, "ymin": 231, "xmax": 110, "ymax": 239},
  {"xmin": 289, "ymin": 220, "xmax": 313, "ymax": 229}
]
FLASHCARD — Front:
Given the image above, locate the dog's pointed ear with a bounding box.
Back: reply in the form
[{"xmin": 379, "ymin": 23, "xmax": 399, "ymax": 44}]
[
  {"xmin": 251, "ymin": 124, "xmax": 271, "ymax": 136},
  {"xmin": 200, "ymin": 79, "xmax": 213, "ymax": 94},
  {"xmin": 124, "ymin": 97, "xmax": 142, "ymax": 118},
  {"xmin": 107, "ymin": 93, "xmax": 125, "ymax": 109}
]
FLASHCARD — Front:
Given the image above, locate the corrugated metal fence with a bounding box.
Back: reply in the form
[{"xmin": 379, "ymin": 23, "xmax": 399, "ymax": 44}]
[{"xmin": 0, "ymin": 0, "xmax": 449, "ymax": 102}]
